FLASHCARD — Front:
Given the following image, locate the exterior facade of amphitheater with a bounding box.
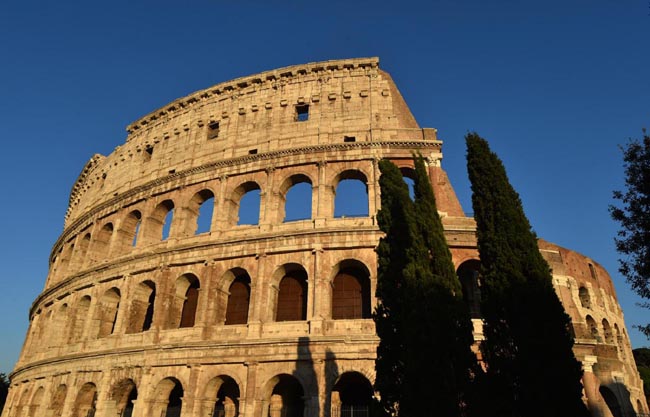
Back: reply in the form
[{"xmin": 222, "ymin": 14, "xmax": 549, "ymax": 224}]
[{"xmin": 3, "ymin": 58, "xmax": 648, "ymax": 417}]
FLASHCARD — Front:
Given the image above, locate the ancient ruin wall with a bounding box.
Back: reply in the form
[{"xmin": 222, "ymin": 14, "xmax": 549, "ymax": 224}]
[{"xmin": 3, "ymin": 58, "xmax": 647, "ymax": 417}]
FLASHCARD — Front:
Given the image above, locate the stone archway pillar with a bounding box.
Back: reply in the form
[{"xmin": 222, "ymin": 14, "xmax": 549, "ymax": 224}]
[{"xmin": 269, "ymin": 395, "xmax": 282, "ymax": 417}]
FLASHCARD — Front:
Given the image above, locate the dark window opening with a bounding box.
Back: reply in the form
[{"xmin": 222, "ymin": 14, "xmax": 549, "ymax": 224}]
[
  {"xmin": 142, "ymin": 287, "xmax": 156, "ymax": 331},
  {"xmin": 344, "ymin": 136, "xmax": 356, "ymax": 143},
  {"xmin": 180, "ymin": 279, "xmax": 200, "ymax": 328},
  {"xmin": 276, "ymin": 270, "xmax": 308, "ymax": 321},
  {"xmin": 144, "ymin": 146, "xmax": 153, "ymax": 162},
  {"xmin": 249, "ymin": 149, "xmax": 258, "ymax": 155},
  {"xmin": 225, "ymin": 274, "xmax": 251, "ymax": 325},
  {"xmin": 207, "ymin": 121, "xmax": 220, "ymax": 139},
  {"xmin": 295, "ymin": 104, "xmax": 309, "ymax": 122},
  {"xmin": 332, "ymin": 268, "xmax": 371, "ymax": 319}
]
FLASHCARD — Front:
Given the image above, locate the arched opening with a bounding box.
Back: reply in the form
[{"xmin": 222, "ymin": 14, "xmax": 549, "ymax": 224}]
[
  {"xmin": 602, "ymin": 319, "xmax": 614, "ymax": 343},
  {"xmin": 225, "ymin": 271, "xmax": 251, "ymax": 325},
  {"xmin": 72, "ymin": 296, "xmax": 91, "ymax": 342},
  {"xmin": 74, "ymin": 233, "xmax": 91, "ymax": 270},
  {"xmin": 56, "ymin": 242, "xmax": 74, "ymax": 279},
  {"xmin": 110, "ymin": 379, "xmax": 137, "ymax": 417},
  {"xmin": 281, "ymin": 174, "xmax": 312, "ymax": 222},
  {"xmin": 332, "ymin": 261, "xmax": 371, "ymax": 320},
  {"xmin": 48, "ymin": 384, "xmax": 67, "ymax": 416},
  {"xmin": 331, "ymin": 372, "xmax": 373, "ymax": 417},
  {"xmin": 148, "ymin": 200, "xmax": 175, "ymax": 242},
  {"xmin": 126, "ymin": 280, "xmax": 156, "ymax": 333},
  {"xmin": 50, "ymin": 304, "xmax": 69, "ymax": 347},
  {"xmin": 97, "ymin": 288, "xmax": 121, "ymax": 338},
  {"xmin": 27, "ymin": 386, "xmax": 44, "ymax": 417},
  {"xmin": 117, "ymin": 210, "xmax": 142, "ymax": 253},
  {"xmin": 71, "ymin": 383, "xmax": 97, "ymax": 417},
  {"xmin": 334, "ymin": 170, "xmax": 368, "ymax": 218},
  {"xmin": 578, "ymin": 286, "xmax": 591, "ymax": 309},
  {"xmin": 234, "ymin": 182, "xmax": 262, "ymax": 226},
  {"xmin": 153, "ymin": 378, "xmax": 184, "ymax": 417},
  {"xmin": 268, "ymin": 375, "xmax": 304, "ymax": 417},
  {"xmin": 599, "ymin": 386, "xmax": 623, "ymax": 417},
  {"xmin": 399, "ymin": 166, "xmax": 416, "ymax": 200},
  {"xmin": 586, "ymin": 315, "xmax": 599, "ymax": 339},
  {"xmin": 210, "ymin": 376, "xmax": 240, "ymax": 417},
  {"xmin": 93, "ymin": 222, "xmax": 114, "ymax": 262},
  {"xmin": 276, "ymin": 266, "xmax": 308, "ymax": 322},
  {"xmin": 456, "ymin": 260, "xmax": 481, "ymax": 319},
  {"xmin": 190, "ymin": 189, "xmax": 215, "ymax": 235},
  {"xmin": 177, "ymin": 274, "xmax": 200, "ymax": 328}
]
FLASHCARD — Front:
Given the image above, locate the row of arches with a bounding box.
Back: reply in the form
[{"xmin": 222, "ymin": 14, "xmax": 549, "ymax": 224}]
[
  {"xmin": 27, "ymin": 261, "xmax": 372, "ymax": 357},
  {"xmin": 8, "ymin": 371, "xmax": 374, "ymax": 417},
  {"xmin": 51, "ymin": 170, "xmax": 373, "ymax": 284}
]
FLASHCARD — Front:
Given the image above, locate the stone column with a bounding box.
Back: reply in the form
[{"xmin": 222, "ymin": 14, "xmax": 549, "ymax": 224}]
[
  {"xmin": 243, "ymin": 362, "xmax": 259, "ymax": 417},
  {"xmin": 581, "ymin": 355, "xmax": 611, "ymax": 417}
]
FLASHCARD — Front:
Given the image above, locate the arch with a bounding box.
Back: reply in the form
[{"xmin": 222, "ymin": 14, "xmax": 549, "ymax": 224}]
[
  {"xmin": 72, "ymin": 295, "xmax": 92, "ymax": 342},
  {"xmin": 97, "ymin": 287, "xmax": 121, "ymax": 338},
  {"xmin": 331, "ymin": 372, "xmax": 374, "ymax": 417},
  {"xmin": 71, "ymin": 382, "xmax": 97, "ymax": 417},
  {"xmin": 599, "ymin": 386, "xmax": 623, "ymax": 417},
  {"xmin": 399, "ymin": 166, "xmax": 416, "ymax": 200},
  {"xmin": 56, "ymin": 242, "xmax": 75, "ymax": 279},
  {"xmin": 275, "ymin": 264, "xmax": 308, "ymax": 322},
  {"xmin": 331, "ymin": 260, "xmax": 371, "ymax": 320},
  {"xmin": 264, "ymin": 374, "xmax": 305, "ymax": 417},
  {"xmin": 50, "ymin": 303, "xmax": 69, "ymax": 347},
  {"xmin": 602, "ymin": 318, "xmax": 614, "ymax": 343},
  {"xmin": 126, "ymin": 280, "xmax": 156, "ymax": 333},
  {"xmin": 280, "ymin": 174, "xmax": 313, "ymax": 222},
  {"xmin": 47, "ymin": 384, "xmax": 67, "ymax": 416},
  {"xmin": 456, "ymin": 259, "xmax": 481, "ymax": 319},
  {"xmin": 175, "ymin": 274, "xmax": 200, "ymax": 328},
  {"xmin": 152, "ymin": 377, "xmax": 184, "ymax": 417},
  {"xmin": 148, "ymin": 200, "xmax": 175, "ymax": 242},
  {"xmin": 27, "ymin": 386, "xmax": 44, "ymax": 417},
  {"xmin": 203, "ymin": 375, "xmax": 241, "ymax": 417},
  {"xmin": 110, "ymin": 378, "xmax": 138, "ymax": 417},
  {"xmin": 586, "ymin": 315, "xmax": 599, "ymax": 339},
  {"xmin": 334, "ymin": 170, "xmax": 369, "ymax": 218},
  {"xmin": 578, "ymin": 286, "xmax": 591, "ymax": 309},
  {"xmin": 233, "ymin": 181, "xmax": 261, "ymax": 226},
  {"xmin": 92, "ymin": 222, "xmax": 114, "ymax": 262},
  {"xmin": 73, "ymin": 232, "xmax": 92, "ymax": 270},
  {"xmin": 189, "ymin": 189, "xmax": 215, "ymax": 235},
  {"xmin": 117, "ymin": 210, "xmax": 142, "ymax": 253},
  {"xmin": 225, "ymin": 270, "xmax": 251, "ymax": 325}
]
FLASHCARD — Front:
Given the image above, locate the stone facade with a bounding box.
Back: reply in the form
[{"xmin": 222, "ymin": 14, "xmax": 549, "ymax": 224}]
[{"xmin": 2, "ymin": 58, "xmax": 647, "ymax": 417}]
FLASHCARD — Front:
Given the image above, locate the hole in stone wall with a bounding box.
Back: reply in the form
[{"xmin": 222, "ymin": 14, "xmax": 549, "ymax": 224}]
[
  {"xmin": 295, "ymin": 104, "xmax": 309, "ymax": 122},
  {"xmin": 207, "ymin": 121, "xmax": 220, "ymax": 139},
  {"xmin": 249, "ymin": 149, "xmax": 258, "ymax": 155},
  {"xmin": 344, "ymin": 136, "xmax": 356, "ymax": 143}
]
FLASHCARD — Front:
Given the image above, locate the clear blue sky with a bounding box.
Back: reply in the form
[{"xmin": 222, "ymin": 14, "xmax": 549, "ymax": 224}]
[{"xmin": 1, "ymin": 0, "xmax": 649, "ymax": 374}]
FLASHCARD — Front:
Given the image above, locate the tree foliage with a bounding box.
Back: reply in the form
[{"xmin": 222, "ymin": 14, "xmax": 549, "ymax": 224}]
[
  {"xmin": 466, "ymin": 132, "xmax": 589, "ymax": 417},
  {"xmin": 374, "ymin": 157, "xmax": 478, "ymax": 417},
  {"xmin": 610, "ymin": 130, "xmax": 650, "ymax": 338},
  {"xmin": 0, "ymin": 373, "xmax": 8, "ymax": 415},
  {"xmin": 633, "ymin": 348, "xmax": 650, "ymax": 404}
]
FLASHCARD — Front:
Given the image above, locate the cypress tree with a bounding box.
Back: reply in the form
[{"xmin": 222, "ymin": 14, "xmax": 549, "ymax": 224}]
[
  {"xmin": 465, "ymin": 132, "xmax": 589, "ymax": 417},
  {"xmin": 375, "ymin": 157, "xmax": 478, "ymax": 417},
  {"xmin": 374, "ymin": 158, "xmax": 419, "ymax": 415}
]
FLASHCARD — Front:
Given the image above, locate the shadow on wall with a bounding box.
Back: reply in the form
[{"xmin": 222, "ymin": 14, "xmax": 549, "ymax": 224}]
[{"xmin": 597, "ymin": 382, "xmax": 637, "ymax": 417}]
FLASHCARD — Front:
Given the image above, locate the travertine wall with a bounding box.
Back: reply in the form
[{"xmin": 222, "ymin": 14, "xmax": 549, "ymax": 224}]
[{"xmin": 3, "ymin": 58, "xmax": 647, "ymax": 417}]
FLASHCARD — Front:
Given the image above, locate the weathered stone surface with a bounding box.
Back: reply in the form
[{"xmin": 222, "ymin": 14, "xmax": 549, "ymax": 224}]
[{"xmin": 3, "ymin": 58, "xmax": 647, "ymax": 417}]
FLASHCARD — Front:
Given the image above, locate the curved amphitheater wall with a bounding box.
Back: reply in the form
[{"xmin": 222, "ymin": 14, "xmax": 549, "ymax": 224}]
[{"xmin": 3, "ymin": 58, "xmax": 647, "ymax": 417}]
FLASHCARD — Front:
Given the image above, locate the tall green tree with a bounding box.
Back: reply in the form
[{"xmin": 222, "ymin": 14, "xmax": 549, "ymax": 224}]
[
  {"xmin": 610, "ymin": 130, "xmax": 650, "ymax": 338},
  {"xmin": 0, "ymin": 373, "xmax": 8, "ymax": 415},
  {"xmin": 374, "ymin": 157, "xmax": 478, "ymax": 417},
  {"xmin": 466, "ymin": 132, "xmax": 589, "ymax": 417}
]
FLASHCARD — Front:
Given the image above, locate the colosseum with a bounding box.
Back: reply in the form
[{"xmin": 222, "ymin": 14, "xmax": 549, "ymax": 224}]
[{"xmin": 2, "ymin": 57, "xmax": 647, "ymax": 417}]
